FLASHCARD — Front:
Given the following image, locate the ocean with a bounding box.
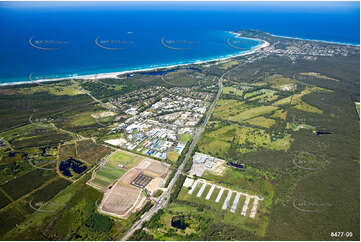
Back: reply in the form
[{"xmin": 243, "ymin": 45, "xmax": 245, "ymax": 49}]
[{"xmin": 0, "ymin": 1, "xmax": 359, "ymax": 85}]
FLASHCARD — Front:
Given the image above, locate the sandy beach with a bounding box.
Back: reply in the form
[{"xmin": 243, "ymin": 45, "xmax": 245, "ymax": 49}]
[
  {"xmin": 0, "ymin": 32, "xmax": 269, "ymax": 87},
  {"xmin": 270, "ymin": 33, "xmax": 360, "ymax": 47}
]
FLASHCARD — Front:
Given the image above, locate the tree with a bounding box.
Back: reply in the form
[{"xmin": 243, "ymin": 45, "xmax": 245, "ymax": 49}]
[{"xmin": 84, "ymin": 213, "xmax": 113, "ymax": 233}]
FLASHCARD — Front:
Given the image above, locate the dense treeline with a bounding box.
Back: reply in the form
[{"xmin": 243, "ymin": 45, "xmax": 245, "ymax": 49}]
[
  {"xmin": 84, "ymin": 213, "xmax": 113, "ymax": 233},
  {"xmin": 201, "ymin": 222, "xmax": 260, "ymax": 240},
  {"xmin": 183, "ymin": 144, "xmax": 198, "ymax": 172},
  {"xmin": 128, "ymin": 208, "xmax": 163, "ymax": 240},
  {"xmin": 144, "ymin": 209, "xmax": 164, "ymax": 229},
  {"xmin": 169, "ymin": 174, "xmax": 186, "ymax": 203},
  {"xmin": 128, "ymin": 228, "xmax": 155, "ymax": 241}
]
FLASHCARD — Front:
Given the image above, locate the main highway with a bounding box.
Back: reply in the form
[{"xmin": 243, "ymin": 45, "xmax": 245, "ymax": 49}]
[{"xmin": 121, "ymin": 68, "xmax": 232, "ymax": 241}]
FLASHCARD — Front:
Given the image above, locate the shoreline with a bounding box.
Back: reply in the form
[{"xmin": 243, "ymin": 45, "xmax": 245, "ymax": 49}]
[
  {"xmin": 0, "ymin": 32, "xmax": 269, "ymax": 87},
  {"xmin": 269, "ymin": 33, "xmax": 360, "ymax": 47},
  {"xmin": 0, "ymin": 31, "xmax": 358, "ymax": 87}
]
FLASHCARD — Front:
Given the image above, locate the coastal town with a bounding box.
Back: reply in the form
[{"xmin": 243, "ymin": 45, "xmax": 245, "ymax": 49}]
[
  {"xmin": 0, "ymin": 14, "xmax": 358, "ymax": 241},
  {"xmin": 104, "ymin": 86, "xmax": 214, "ymax": 161},
  {"xmin": 234, "ymin": 30, "xmax": 359, "ymax": 65}
]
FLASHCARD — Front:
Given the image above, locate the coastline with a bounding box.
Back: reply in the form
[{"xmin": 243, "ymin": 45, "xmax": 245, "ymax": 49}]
[
  {"xmin": 0, "ymin": 32, "xmax": 269, "ymax": 87},
  {"xmin": 3, "ymin": 29, "xmax": 358, "ymax": 88},
  {"xmin": 270, "ymin": 33, "xmax": 360, "ymax": 47}
]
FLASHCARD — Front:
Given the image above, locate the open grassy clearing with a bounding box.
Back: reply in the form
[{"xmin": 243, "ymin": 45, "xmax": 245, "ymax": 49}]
[
  {"xmin": 299, "ymin": 72, "xmax": 339, "ymax": 82},
  {"xmin": 244, "ymin": 89, "xmax": 276, "ymax": 100},
  {"xmin": 213, "ymin": 99, "xmax": 249, "ymax": 119},
  {"xmin": 202, "ymin": 167, "xmax": 274, "ymax": 199},
  {"xmin": 294, "ymin": 102, "xmax": 322, "ymax": 114},
  {"xmin": 167, "ymin": 151, "xmax": 179, "ymax": 162},
  {"xmin": 19, "ymin": 80, "xmax": 85, "ymax": 96},
  {"xmin": 197, "ymin": 136, "xmax": 231, "ymax": 158},
  {"xmin": 246, "ymin": 116, "xmax": 276, "ymax": 128},
  {"xmin": 90, "ymin": 166, "xmax": 127, "ymax": 190},
  {"xmin": 218, "ymin": 60, "xmax": 239, "ymax": 70},
  {"xmin": 88, "ymin": 150, "xmax": 143, "ymax": 190},
  {"xmin": 98, "ymin": 132, "xmax": 125, "ymax": 143},
  {"xmin": 70, "ymin": 111, "xmax": 98, "ymax": 126},
  {"xmin": 249, "ymin": 93, "xmax": 279, "ymax": 103},
  {"xmin": 237, "ymin": 129, "xmax": 293, "ymax": 153},
  {"xmin": 264, "ymin": 74, "xmax": 296, "ymax": 90},
  {"xmin": 286, "ymin": 122, "xmax": 315, "ymax": 132},
  {"xmin": 107, "ymin": 150, "xmax": 143, "ymax": 168},
  {"xmin": 271, "ymin": 109, "xmax": 287, "ymax": 120},
  {"xmin": 179, "ymin": 133, "xmax": 192, "ymax": 143},
  {"xmin": 228, "ymin": 105, "xmax": 279, "ymax": 123},
  {"xmin": 274, "ymin": 86, "xmax": 332, "ymax": 114},
  {"xmin": 245, "ymin": 88, "xmax": 279, "ymax": 104},
  {"xmin": 199, "ymin": 124, "xmax": 293, "ymax": 157},
  {"xmin": 206, "ymin": 125, "xmax": 241, "ymax": 142},
  {"xmin": 222, "ymin": 86, "xmax": 244, "ymax": 96}
]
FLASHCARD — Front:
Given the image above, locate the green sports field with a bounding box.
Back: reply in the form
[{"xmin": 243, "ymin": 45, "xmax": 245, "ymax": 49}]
[{"xmin": 88, "ymin": 150, "xmax": 144, "ymax": 190}]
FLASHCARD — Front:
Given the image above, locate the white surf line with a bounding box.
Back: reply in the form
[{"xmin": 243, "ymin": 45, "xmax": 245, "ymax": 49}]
[
  {"xmin": 230, "ymin": 192, "xmax": 241, "ymax": 213},
  {"xmin": 222, "ymin": 190, "xmax": 233, "ymax": 210},
  {"xmin": 215, "ymin": 186, "xmax": 224, "ymax": 203},
  {"xmin": 206, "ymin": 184, "xmax": 216, "ymax": 200},
  {"xmin": 241, "ymin": 195, "xmax": 251, "ymax": 216},
  {"xmin": 249, "ymin": 198, "xmax": 259, "ymax": 219},
  {"xmin": 197, "ymin": 182, "xmax": 207, "ymax": 197},
  {"xmin": 188, "ymin": 179, "xmax": 199, "ymax": 194}
]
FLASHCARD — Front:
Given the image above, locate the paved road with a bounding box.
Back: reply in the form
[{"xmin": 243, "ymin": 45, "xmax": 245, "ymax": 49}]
[{"xmin": 121, "ymin": 73, "xmax": 224, "ymax": 241}]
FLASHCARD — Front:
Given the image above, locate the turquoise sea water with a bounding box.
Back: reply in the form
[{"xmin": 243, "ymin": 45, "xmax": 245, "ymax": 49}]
[{"xmin": 0, "ymin": 1, "xmax": 359, "ymax": 85}]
